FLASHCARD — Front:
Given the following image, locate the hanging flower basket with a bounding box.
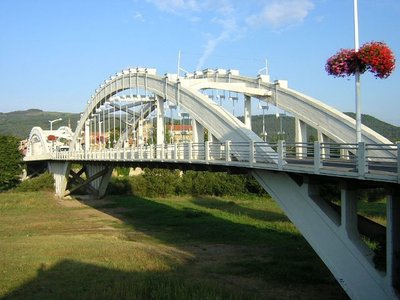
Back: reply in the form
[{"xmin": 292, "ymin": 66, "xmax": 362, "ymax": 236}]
[
  {"xmin": 357, "ymin": 42, "xmax": 396, "ymax": 78},
  {"xmin": 325, "ymin": 41, "xmax": 395, "ymax": 79},
  {"xmin": 47, "ymin": 135, "xmax": 57, "ymax": 141}
]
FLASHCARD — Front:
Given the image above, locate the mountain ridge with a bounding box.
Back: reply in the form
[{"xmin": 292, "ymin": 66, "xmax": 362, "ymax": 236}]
[{"xmin": 0, "ymin": 109, "xmax": 399, "ymax": 142}]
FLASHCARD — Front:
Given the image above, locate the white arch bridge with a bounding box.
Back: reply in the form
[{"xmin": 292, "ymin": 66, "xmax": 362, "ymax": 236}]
[{"xmin": 25, "ymin": 68, "xmax": 399, "ymax": 299}]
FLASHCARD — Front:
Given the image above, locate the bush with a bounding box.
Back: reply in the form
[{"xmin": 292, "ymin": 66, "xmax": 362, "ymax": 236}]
[
  {"xmin": 0, "ymin": 135, "xmax": 23, "ymax": 191},
  {"xmin": 106, "ymin": 168, "xmax": 268, "ymax": 198},
  {"xmin": 142, "ymin": 168, "xmax": 181, "ymax": 197},
  {"xmin": 14, "ymin": 172, "xmax": 54, "ymax": 192},
  {"xmin": 107, "ymin": 177, "xmax": 132, "ymax": 195}
]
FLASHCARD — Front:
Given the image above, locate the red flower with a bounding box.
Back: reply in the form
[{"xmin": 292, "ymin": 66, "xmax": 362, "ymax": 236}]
[
  {"xmin": 357, "ymin": 41, "xmax": 396, "ymax": 78},
  {"xmin": 325, "ymin": 41, "xmax": 395, "ymax": 79}
]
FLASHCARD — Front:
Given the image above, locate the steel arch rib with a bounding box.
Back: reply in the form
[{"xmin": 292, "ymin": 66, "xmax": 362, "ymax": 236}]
[
  {"xmin": 72, "ymin": 69, "xmax": 393, "ymax": 154},
  {"xmin": 71, "ymin": 70, "xmax": 263, "ymax": 151},
  {"xmin": 28, "ymin": 127, "xmax": 51, "ymax": 155},
  {"xmin": 184, "ymin": 73, "xmax": 392, "ymax": 145}
]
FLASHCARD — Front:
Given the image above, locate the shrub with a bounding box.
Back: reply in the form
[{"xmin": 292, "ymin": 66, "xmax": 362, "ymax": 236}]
[
  {"xmin": 129, "ymin": 175, "xmax": 149, "ymax": 197},
  {"xmin": 14, "ymin": 172, "xmax": 54, "ymax": 192},
  {"xmin": 107, "ymin": 177, "xmax": 132, "ymax": 195},
  {"xmin": 142, "ymin": 168, "xmax": 181, "ymax": 197},
  {"xmin": 0, "ymin": 135, "xmax": 23, "ymax": 191},
  {"xmin": 106, "ymin": 169, "xmax": 268, "ymax": 198}
]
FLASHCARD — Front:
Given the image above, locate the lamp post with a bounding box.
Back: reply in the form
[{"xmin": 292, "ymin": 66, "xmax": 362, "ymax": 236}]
[
  {"xmin": 354, "ymin": 0, "xmax": 362, "ymax": 143},
  {"xmin": 49, "ymin": 118, "xmax": 62, "ymax": 131}
]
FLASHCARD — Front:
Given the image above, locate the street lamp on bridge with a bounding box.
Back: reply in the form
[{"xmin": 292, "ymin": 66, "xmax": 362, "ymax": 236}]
[{"xmin": 49, "ymin": 118, "xmax": 62, "ymax": 131}]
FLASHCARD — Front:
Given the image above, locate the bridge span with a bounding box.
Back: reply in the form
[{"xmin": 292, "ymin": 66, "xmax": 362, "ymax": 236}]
[{"xmin": 25, "ymin": 67, "xmax": 399, "ymax": 299}]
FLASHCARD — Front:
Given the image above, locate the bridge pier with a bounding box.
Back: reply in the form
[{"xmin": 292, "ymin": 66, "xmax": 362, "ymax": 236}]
[
  {"xmin": 84, "ymin": 164, "xmax": 113, "ymax": 198},
  {"xmin": 64, "ymin": 164, "xmax": 113, "ymax": 198},
  {"xmin": 387, "ymin": 191, "xmax": 400, "ymax": 294},
  {"xmin": 48, "ymin": 162, "xmax": 113, "ymax": 199},
  {"xmin": 252, "ymin": 170, "xmax": 398, "ymax": 299},
  {"xmin": 48, "ymin": 161, "xmax": 71, "ymax": 198}
]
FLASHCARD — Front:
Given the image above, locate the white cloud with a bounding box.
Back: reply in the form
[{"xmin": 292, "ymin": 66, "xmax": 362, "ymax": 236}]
[
  {"xmin": 196, "ymin": 17, "xmax": 238, "ymax": 70},
  {"xmin": 145, "ymin": 0, "xmax": 315, "ymax": 68},
  {"xmin": 247, "ymin": 0, "xmax": 315, "ymax": 30},
  {"xmin": 133, "ymin": 12, "xmax": 145, "ymax": 22},
  {"xmin": 145, "ymin": 0, "xmax": 200, "ymax": 13}
]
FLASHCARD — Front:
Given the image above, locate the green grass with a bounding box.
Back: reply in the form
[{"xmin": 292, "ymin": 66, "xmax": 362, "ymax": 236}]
[{"xmin": 0, "ymin": 191, "xmax": 350, "ymax": 299}]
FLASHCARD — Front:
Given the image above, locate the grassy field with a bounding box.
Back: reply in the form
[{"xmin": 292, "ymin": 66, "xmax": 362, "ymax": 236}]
[{"xmin": 0, "ymin": 191, "xmax": 350, "ymax": 299}]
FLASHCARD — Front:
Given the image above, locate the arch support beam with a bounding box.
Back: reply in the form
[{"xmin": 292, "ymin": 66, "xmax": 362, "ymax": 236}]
[
  {"xmin": 156, "ymin": 95, "xmax": 165, "ymax": 144},
  {"xmin": 295, "ymin": 118, "xmax": 307, "ymax": 158},
  {"xmin": 244, "ymin": 95, "xmax": 252, "ymax": 129},
  {"xmin": 252, "ymin": 170, "xmax": 397, "ymax": 300},
  {"xmin": 192, "ymin": 120, "xmax": 204, "ymax": 144}
]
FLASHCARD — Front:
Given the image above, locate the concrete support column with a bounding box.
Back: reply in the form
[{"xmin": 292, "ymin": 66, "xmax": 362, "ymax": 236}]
[
  {"xmin": 192, "ymin": 120, "xmax": 204, "ymax": 144},
  {"xmin": 386, "ymin": 192, "xmax": 400, "ymax": 294},
  {"xmin": 156, "ymin": 95, "xmax": 165, "ymax": 144},
  {"xmin": 318, "ymin": 130, "xmax": 330, "ymax": 159},
  {"xmin": 84, "ymin": 121, "xmax": 90, "ymax": 152},
  {"xmin": 253, "ymin": 169, "xmax": 393, "ymax": 299},
  {"xmin": 138, "ymin": 119, "xmax": 144, "ymax": 145},
  {"xmin": 48, "ymin": 161, "xmax": 71, "ymax": 198},
  {"xmin": 295, "ymin": 118, "xmax": 307, "ymax": 158},
  {"xmin": 340, "ymin": 187, "xmax": 358, "ymax": 240},
  {"xmin": 208, "ymin": 132, "xmax": 218, "ymax": 143},
  {"xmin": 85, "ymin": 164, "xmax": 113, "ymax": 198},
  {"xmin": 244, "ymin": 95, "xmax": 252, "ymax": 129}
]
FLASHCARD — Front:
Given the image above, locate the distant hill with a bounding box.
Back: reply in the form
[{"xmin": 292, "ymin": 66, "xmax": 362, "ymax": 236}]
[
  {"xmin": 0, "ymin": 109, "xmax": 80, "ymax": 138},
  {"xmin": 243, "ymin": 113, "xmax": 400, "ymax": 143},
  {"xmin": 344, "ymin": 112, "xmax": 400, "ymax": 142},
  {"xmin": 0, "ymin": 109, "xmax": 399, "ymax": 142}
]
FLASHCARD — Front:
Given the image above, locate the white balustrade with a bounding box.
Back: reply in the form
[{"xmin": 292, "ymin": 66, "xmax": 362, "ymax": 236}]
[{"xmin": 29, "ymin": 141, "xmax": 398, "ymax": 183}]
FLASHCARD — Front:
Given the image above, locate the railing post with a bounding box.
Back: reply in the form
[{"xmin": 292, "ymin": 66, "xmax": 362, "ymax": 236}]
[
  {"xmin": 277, "ymin": 140, "xmax": 284, "ymax": 169},
  {"xmin": 205, "ymin": 141, "xmax": 210, "ymax": 161},
  {"xmin": 397, "ymin": 142, "xmax": 400, "ymax": 184},
  {"xmin": 249, "ymin": 140, "xmax": 255, "ymax": 166},
  {"xmin": 188, "ymin": 142, "xmax": 192, "ymax": 160},
  {"xmin": 314, "ymin": 141, "xmax": 321, "ymax": 174},
  {"xmin": 357, "ymin": 142, "xmax": 367, "ymax": 177},
  {"xmin": 160, "ymin": 144, "xmax": 164, "ymax": 160},
  {"xmin": 225, "ymin": 140, "xmax": 231, "ymax": 162},
  {"xmin": 174, "ymin": 143, "xmax": 178, "ymax": 160}
]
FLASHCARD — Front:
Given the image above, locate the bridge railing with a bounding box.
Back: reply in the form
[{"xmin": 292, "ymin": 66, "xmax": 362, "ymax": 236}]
[{"xmin": 38, "ymin": 140, "xmax": 399, "ymax": 183}]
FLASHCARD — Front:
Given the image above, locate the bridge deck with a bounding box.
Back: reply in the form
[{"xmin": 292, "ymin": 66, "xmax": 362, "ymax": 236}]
[{"xmin": 25, "ymin": 141, "xmax": 399, "ymax": 185}]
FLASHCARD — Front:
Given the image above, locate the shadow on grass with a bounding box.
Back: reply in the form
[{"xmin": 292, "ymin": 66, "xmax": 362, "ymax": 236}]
[
  {"xmin": 1, "ymin": 259, "xmax": 242, "ymax": 300},
  {"xmin": 3, "ymin": 195, "xmax": 349, "ymax": 299},
  {"xmin": 82, "ymin": 195, "xmax": 344, "ymax": 287},
  {"xmin": 191, "ymin": 197, "xmax": 287, "ymax": 222}
]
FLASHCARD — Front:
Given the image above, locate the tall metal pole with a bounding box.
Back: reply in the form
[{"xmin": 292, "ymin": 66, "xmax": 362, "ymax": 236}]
[{"xmin": 354, "ymin": 0, "xmax": 362, "ymax": 143}]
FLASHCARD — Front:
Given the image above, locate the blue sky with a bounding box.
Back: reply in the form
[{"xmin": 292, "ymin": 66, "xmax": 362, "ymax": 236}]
[{"xmin": 0, "ymin": 0, "xmax": 399, "ymax": 125}]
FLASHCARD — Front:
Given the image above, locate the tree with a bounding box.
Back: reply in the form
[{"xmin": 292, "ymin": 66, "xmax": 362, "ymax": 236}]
[{"xmin": 0, "ymin": 135, "xmax": 23, "ymax": 190}]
